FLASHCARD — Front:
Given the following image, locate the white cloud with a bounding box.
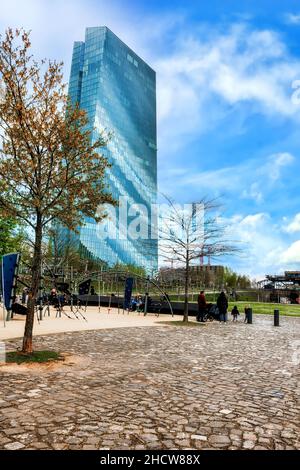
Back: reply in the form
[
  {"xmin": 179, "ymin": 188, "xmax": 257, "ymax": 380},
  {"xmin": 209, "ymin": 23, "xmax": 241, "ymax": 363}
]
[
  {"xmin": 0, "ymin": 0, "xmax": 145, "ymax": 79},
  {"xmin": 175, "ymin": 152, "xmax": 295, "ymax": 202},
  {"xmin": 280, "ymin": 240, "xmax": 300, "ymax": 263},
  {"xmin": 241, "ymin": 183, "xmax": 263, "ymax": 204},
  {"xmin": 284, "ymin": 213, "xmax": 300, "ymax": 233},
  {"xmin": 1, "ymin": 4, "xmax": 300, "ymax": 158},
  {"xmin": 259, "ymin": 152, "xmax": 295, "ymax": 182},
  {"xmin": 284, "ymin": 13, "xmax": 300, "ymax": 25},
  {"xmin": 221, "ymin": 212, "xmax": 299, "ymax": 278},
  {"xmin": 154, "ymin": 24, "xmax": 300, "ymax": 155}
]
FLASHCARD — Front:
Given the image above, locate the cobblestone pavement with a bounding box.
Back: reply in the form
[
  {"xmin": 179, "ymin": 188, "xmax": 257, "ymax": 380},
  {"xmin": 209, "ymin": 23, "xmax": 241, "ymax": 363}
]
[{"xmin": 0, "ymin": 315, "xmax": 299, "ymax": 450}]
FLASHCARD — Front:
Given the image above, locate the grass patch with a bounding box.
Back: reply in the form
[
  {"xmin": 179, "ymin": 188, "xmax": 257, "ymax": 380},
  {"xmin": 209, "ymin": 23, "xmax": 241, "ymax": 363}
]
[
  {"xmin": 163, "ymin": 299, "xmax": 300, "ymax": 317},
  {"xmin": 5, "ymin": 350, "xmax": 62, "ymax": 364},
  {"xmin": 168, "ymin": 301, "xmax": 300, "ymax": 317},
  {"xmin": 227, "ymin": 302, "xmax": 300, "ymax": 317},
  {"xmin": 159, "ymin": 320, "xmax": 206, "ymax": 327}
]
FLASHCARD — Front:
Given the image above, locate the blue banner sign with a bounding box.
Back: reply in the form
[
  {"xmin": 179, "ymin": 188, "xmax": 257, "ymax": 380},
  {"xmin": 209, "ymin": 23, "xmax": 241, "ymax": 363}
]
[
  {"xmin": 1, "ymin": 253, "xmax": 20, "ymax": 312},
  {"xmin": 78, "ymin": 279, "xmax": 91, "ymax": 295},
  {"xmin": 124, "ymin": 277, "xmax": 134, "ymax": 309}
]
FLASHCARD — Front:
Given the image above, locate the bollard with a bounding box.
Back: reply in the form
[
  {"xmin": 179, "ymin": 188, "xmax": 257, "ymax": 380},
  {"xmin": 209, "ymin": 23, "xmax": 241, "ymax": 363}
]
[
  {"xmin": 144, "ymin": 292, "xmax": 149, "ymax": 316},
  {"xmin": 274, "ymin": 309, "xmax": 280, "ymax": 327},
  {"xmin": 247, "ymin": 308, "xmax": 253, "ymax": 324}
]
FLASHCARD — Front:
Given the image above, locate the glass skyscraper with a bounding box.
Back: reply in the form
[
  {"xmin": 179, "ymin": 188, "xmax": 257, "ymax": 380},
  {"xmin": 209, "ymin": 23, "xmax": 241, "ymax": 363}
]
[{"xmin": 68, "ymin": 27, "xmax": 158, "ymax": 273}]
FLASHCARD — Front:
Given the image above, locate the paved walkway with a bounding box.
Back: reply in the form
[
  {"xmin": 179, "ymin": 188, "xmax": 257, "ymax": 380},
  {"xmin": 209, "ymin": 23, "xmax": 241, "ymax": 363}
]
[
  {"xmin": 0, "ymin": 306, "xmax": 173, "ymax": 340},
  {"xmin": 0, "ymin": 315, "xmax": 299, "ymax": 450}
]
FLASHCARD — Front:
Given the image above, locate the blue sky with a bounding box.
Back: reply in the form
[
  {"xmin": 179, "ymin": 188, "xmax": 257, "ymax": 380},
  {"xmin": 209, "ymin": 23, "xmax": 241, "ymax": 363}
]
[{"xmin": 1, "ymin": 0, "xmax": 300, "ymax": 278}]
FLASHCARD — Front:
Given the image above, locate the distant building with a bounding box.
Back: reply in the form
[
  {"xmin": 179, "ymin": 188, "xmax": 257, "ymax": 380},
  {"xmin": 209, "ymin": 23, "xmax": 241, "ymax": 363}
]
[
  {"xmin": 158, "ymin": 265, "xmax": 225, "ymax": 287},
  {"xmin": 263, "ymin": 271, "xmax": 300, "ymax": 287}
]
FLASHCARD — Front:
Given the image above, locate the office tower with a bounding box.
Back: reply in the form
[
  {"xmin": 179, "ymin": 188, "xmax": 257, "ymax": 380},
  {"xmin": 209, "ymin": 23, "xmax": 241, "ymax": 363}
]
[{"xmin": 68, "ymin": 27, "xmax": 157, "ymax": 273}]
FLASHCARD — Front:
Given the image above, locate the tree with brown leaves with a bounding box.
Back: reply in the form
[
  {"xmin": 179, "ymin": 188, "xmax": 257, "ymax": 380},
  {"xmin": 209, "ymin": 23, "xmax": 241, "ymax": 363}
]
[{"xmin": 0, "ymin": 29, "xmax": 115, "ymax": 352}]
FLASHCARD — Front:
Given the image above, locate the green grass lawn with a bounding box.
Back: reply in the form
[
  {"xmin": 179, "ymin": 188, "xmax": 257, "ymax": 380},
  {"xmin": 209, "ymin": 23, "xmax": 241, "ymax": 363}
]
[
  {"xmin": 5, "ymin": 350, "xmax": 62, "ymax": 364},
  {"xmin": 167, "ymin": 301, "xmax": 300, "ymax": 317},
  {"xmin": 227, "ymin": 301, "xmax": 300, "ymax": 317}
]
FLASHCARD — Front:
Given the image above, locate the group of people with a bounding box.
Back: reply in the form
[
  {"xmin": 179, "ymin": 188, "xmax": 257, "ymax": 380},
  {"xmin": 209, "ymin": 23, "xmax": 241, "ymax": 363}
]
[
  {"xmin": 197, "ymin": 290, "xmax": 241, "ymax": 323},
  {"xmin": 20, "ymin": 287, "xmax": 68, "ymax": 308},
  {"xmin": 48, "ymin": 288, "xmax": 79, "ymax": 310},
  {"xmin": 129, "ymin": 294, "xmax": 156, "ymax": 312},
  {"xmin": 130, "ymin": 294, "xmax": 144, "ymax": 312}
]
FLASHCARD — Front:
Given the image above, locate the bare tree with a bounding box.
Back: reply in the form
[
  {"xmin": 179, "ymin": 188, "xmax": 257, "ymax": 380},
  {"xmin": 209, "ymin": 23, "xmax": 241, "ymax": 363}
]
[
  {"xmin": 159, "ymin": 195, "xmax": 238, "ymax": 322},
  {"xmin": 0, "ymin": 29, "xmax": 115, "ymax": 352}
]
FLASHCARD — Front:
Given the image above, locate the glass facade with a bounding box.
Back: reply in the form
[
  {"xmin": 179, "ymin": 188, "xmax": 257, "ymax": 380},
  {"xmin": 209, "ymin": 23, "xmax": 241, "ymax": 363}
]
[{"xmin": 68, "ymin": 27, "xmax": 158, "ymax": 273}]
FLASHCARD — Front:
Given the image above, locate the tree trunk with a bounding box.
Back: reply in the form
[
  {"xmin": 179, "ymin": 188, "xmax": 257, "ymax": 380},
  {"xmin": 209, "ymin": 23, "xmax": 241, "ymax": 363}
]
[
  {"xmin": 22, "ymin": 214, "xmax": 42, "ymax": 353},
  {"xmin": 183, "ymin": 252, "xmax": 189, "ymax": 323}
]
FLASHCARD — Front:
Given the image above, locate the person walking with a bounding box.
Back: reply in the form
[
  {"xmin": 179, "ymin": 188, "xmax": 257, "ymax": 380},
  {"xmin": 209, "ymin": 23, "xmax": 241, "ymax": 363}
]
[
  {"xmin": 136, "ymin": 294, "xmax": 144, "ymax": 313},
  {"xmin": 244, "ymin": 305, "xmax": 251, "ymax": 323},
  {"xmin": 197, "ymin": 290, "xmax": 207, "ymax": 322},
  {"xmin": 231, "ymin": 305, "xmax": 240, "ymax": 322},
  {"xmin": 217, "ymin": 291, "xmax": 228, "ymax": 323}
]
